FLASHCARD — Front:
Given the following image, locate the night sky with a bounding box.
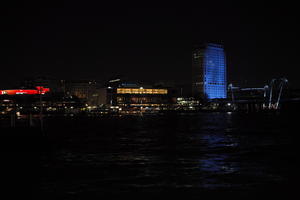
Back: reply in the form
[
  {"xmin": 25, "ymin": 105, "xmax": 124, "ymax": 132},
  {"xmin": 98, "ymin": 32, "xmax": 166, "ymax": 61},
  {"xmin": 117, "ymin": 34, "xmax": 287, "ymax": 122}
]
[{"xmin": 1, "ymin": 1, "xmax": 299, "ymax": 88}]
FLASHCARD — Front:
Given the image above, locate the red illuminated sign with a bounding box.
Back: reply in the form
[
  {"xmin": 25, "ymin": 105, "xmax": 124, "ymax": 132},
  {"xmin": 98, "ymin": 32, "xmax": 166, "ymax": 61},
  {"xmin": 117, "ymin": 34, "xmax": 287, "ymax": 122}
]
[{"xmin": 0, "ymin": 86, "xmax": 50, "ymax": 95}]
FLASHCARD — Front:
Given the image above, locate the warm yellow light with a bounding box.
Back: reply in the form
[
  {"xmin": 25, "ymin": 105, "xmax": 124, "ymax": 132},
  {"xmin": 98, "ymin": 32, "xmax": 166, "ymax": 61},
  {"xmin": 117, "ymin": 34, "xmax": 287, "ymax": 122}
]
[{"xmin": 116, "ymin": 88, "xmax": 167, "ymax": 94}]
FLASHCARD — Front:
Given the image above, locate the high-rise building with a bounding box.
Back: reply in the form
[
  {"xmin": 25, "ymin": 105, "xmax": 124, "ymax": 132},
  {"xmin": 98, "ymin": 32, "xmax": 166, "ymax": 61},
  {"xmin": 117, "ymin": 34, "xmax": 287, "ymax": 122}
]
[{"xmin": 192, "ymin": 43, "xmax": 227, "ymax": 99}]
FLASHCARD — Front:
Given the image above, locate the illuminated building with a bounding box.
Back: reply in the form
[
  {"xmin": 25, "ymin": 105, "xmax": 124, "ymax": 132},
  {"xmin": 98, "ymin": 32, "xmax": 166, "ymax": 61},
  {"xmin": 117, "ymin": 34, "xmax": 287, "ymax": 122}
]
[
  {"xmin": 192, "ymin": 43, "xmax": 227, "ymax": 99},
  {"xmin": 21, "ymin": 77, "xmax": 65, "ymax": 94},
  {"xmin": 0, "ymin": 86, "xmax": 50, "ymax": 95},
  {"xmin": 176, "ymin": 97, "xmax": 200, "ymax": 110},
  {"xmin": 100, "ymin": 82, "xmax": 170, "ymax": 112},
  {"xmin": 113, "ymin": 87, "xmax": 168, "ymax": 107},
  {"xmin": 116, "ymin": 88, "xmax": 167, "ymax": 95}
]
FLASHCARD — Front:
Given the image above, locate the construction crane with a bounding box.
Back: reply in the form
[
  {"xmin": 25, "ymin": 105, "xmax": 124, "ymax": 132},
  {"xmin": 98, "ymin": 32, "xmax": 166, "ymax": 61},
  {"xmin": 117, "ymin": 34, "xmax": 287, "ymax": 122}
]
[
  {"xmin": 274, "ymin": 78, "xmax": 288, "ymax": 109},
  {"xmin": 268, "ymin": 78, "xmax": 288, "ymax": 109},
  {"xmin": 228, "ymin": 78, "xmax": 287, "ymax": 110},
  {"xmin": 268, "ymin": 79, "xmax": 276, "ymax": 109}
]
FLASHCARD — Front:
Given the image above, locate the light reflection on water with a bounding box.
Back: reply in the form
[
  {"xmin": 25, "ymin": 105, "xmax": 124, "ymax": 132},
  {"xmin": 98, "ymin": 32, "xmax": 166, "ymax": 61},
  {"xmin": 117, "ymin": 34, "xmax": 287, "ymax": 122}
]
[
  {"xmin": 39, "ymin": 112, "xmax": 296, "ymax": 196},
  {"xmin": 199, "ymin": 154, "xmax": 239, "ymax": 174}
]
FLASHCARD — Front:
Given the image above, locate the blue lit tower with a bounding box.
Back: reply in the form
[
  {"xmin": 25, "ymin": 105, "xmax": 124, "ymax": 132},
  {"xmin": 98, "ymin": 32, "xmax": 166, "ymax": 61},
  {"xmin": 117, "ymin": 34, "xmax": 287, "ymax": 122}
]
[{"xmin": 192, "ymin": 43, "xmax": 227, "ymax": 99}]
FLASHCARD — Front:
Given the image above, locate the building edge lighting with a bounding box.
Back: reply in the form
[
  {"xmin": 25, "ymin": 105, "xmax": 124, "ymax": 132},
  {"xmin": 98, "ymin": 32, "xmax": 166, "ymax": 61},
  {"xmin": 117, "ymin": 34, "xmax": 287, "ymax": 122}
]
[{"xmin": 0, "ymin": 86, "xmax": 50, "ymax": 95}]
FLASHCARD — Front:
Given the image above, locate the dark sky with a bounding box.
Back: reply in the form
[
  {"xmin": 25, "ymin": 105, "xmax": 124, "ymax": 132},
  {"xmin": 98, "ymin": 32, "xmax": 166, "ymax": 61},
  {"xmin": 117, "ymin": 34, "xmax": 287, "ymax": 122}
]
[{"xmin": 1, "ymin": 1, "xmax": 299, "ymax": 88}]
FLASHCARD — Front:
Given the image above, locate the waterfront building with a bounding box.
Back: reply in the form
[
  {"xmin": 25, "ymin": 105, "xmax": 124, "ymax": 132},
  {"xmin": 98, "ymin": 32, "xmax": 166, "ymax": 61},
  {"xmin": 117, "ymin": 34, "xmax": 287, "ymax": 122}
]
[
  {"xmin": 0, "ymin": 86, "xmax": 50, "ymax": 95},
  {"xmin": 100, "ymin": 82, "xmax": 170, "ymax": 112},
  {"xmin": 65, "ymin": 80, "xmax": 102, "ymax": 106},
  {"xmin": 192, "ymin": 43, "xmax": 227, "ymax": 99},
  {"xmin": 21, "ymin": 77, "xmax": 65, "ymax": 94}
]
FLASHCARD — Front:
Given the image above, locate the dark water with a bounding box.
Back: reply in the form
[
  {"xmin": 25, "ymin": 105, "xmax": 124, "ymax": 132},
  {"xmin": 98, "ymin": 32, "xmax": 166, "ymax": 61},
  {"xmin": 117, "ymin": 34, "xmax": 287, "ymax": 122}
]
[{"xmin": 1, "ymin": 112, "xmax": 299, "ymax": 199}]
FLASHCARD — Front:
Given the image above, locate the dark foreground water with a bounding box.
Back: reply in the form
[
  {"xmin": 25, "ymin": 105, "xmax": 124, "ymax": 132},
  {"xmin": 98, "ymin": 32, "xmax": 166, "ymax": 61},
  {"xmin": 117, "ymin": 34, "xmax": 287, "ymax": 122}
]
[{"xmin": 1, "ymin": 112, "xmax": 299, "ymax": 199}]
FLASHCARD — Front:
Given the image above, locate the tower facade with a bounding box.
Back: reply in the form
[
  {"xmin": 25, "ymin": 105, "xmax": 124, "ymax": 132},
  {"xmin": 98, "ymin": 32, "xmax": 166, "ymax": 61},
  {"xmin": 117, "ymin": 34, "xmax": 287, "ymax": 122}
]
[{"xmin": 192, "ymin": 43, "xmax": 227, "ymax": 99}]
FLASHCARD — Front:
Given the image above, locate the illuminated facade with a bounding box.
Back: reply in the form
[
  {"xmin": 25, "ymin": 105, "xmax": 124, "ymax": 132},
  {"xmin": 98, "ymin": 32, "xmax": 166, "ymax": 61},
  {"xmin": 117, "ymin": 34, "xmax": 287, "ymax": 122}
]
[
  {"xmin": 192, "ymin": 43, "xmax": 227, "ymax": 99},
  {"xmin": 104, "ymin": 85, "xmax": 170, "ymax": 110},
  {"xmin": 115, "ymin": 87, "xmax": 168, "ymax": 107},
  {"xmin": 116, "ymin": 88, "xmax": 167, "ymax": 95},
  {"xmin": 0, "ymin": 86, "xmax": 50, "ymax": 95}
]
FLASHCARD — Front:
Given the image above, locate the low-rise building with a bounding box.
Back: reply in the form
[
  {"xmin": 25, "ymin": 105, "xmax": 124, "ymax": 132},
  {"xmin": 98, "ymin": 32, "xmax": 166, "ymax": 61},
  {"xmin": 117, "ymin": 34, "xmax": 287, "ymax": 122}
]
[{"xmin": 100, "ymin": 82, "xmax": 171, "ymax": 112}]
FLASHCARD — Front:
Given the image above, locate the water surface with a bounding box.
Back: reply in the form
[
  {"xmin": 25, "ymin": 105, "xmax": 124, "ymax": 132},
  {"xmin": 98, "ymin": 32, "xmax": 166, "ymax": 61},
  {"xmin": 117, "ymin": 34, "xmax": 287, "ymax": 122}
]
[{"xmin": 6, "ymin": 112, "xmax": 297, "ymax": 199}]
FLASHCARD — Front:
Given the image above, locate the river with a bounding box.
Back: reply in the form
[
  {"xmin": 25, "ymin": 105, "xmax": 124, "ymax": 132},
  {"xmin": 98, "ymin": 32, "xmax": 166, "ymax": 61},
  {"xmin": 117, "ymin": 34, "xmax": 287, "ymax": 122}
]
[{"xmin": 1, "ymin": 112, "xmax": 298, "ymax": 199}]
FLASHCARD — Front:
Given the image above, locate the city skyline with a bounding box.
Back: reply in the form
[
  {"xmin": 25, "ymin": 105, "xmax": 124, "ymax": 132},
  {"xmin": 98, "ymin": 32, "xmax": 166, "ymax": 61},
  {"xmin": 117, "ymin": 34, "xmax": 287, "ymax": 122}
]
[{"xmin": 1, "ymin": 2, "xmax": 299, "ymax": 199}]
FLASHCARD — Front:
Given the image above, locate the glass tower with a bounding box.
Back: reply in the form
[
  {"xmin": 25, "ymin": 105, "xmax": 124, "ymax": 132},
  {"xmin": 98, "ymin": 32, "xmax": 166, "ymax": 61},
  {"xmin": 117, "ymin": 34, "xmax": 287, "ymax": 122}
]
[{"xmin": 192, "ymin": 43, "xmax": 227, "ymax": 99}]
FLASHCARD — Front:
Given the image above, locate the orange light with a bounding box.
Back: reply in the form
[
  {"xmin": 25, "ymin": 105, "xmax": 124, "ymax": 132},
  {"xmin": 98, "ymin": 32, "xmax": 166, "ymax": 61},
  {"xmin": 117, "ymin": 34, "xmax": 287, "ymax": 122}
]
[{"xmin": 117, "ymin": 88, "xmax": 167, "ymax": 94}]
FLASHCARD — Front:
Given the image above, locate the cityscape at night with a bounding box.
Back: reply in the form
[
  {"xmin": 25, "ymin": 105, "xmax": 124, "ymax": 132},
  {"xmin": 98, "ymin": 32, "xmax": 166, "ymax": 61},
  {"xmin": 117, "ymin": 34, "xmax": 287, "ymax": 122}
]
[{"xmin": 1, "ymin": 1, "xmax": 300, "ymax": 199}]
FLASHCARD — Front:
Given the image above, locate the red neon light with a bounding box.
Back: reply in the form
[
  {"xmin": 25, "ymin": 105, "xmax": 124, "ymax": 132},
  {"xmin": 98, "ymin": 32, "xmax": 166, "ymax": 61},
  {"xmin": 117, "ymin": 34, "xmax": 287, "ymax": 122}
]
[{"xmin": 0, "ymin": 86, "xmax": 50, "ymax": 95}]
